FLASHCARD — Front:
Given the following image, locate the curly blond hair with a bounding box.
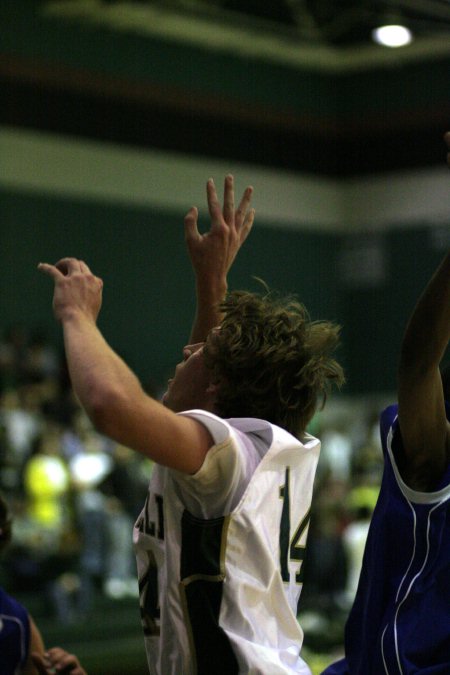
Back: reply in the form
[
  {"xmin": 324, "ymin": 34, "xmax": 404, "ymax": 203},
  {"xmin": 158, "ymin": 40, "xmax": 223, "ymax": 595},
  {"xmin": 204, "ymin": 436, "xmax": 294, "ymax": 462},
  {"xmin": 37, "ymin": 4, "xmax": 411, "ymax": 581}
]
[{"xmin": 204, "ymin": 291, "xmax": 344, "ymax": 437}]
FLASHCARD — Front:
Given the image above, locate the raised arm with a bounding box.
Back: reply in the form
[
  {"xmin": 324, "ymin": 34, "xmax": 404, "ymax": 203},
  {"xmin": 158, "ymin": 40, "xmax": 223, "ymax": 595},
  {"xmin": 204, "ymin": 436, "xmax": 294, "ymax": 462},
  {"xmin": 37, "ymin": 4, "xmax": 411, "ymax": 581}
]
[
  {"xmin": 396, "ymin": 135, "xmax": 450, "ymax": 490},
  {"xmin": 185, "ymin": 175, "xmax": 254, "ymax": 343},
  {"xmin": 38, "ymin": 258, "xmax": 212, "ymax": 474},
  {"xmin": 397, "ymin": 247, "xmax": 450, "ymax": 490}
]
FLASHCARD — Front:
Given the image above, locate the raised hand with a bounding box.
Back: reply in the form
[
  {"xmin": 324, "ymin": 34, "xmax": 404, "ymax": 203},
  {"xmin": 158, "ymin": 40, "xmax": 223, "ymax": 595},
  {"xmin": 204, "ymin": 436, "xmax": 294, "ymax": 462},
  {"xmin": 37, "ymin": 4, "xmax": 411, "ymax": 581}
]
[
  {"xmin": 184, "ymin": 174, "xmax": 254, "ymax": 286},
  {"xmin": 38, "ymin": 257, "xmax": 103, "ymax": 324},
  {"xmin": 185, "ymin": 175, "xmax": 254, "ymax": 342}
]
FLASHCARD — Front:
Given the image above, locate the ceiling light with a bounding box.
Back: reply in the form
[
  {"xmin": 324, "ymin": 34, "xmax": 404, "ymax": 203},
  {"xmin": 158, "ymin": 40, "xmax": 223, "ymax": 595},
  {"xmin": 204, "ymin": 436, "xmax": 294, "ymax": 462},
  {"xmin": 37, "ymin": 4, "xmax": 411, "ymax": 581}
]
[{"xmin": 372, "ymin": 24, "xmax": 413, "ymax": 48}]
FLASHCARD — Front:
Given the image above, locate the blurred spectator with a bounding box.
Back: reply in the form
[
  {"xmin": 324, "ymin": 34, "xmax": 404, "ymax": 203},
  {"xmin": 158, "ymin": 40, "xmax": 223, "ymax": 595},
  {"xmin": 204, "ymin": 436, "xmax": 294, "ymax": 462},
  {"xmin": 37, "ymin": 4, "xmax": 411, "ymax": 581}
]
[
  {"xmin": 101, "ymin": 443, "xmax": 152, "ymax": 521},
  {"xmin": 101, "ymin": 444, "xmax": 152, "ymax": 599},
  {"xmin": 0, "ymin": 323, "xmax": 29, "ymax": 390},
  {"xmin": 23, "ymin": 422, "xmax": 71, "ymax": 539},
  {"xmin": 7, "ymin": 444, "xmax": 79, "ymax": 626},
  {"xmin": 351, "ymin": 410, "xmax": 383, "ymax": 483},
  {"xmin": 301, "ymin": 478, "xmax": 348, "ymax": 614},
  {"xmin": 298, "ymin": 477, "xmax": 349, "ymax": 653},
  {"xmin": 6, "ymin": 495, "xmax": 80, "ymax": 625},
  {"xmin": 0, "ymin": 386, "xmax": 43, "ymax": 491},
  {"xmin": 23, "ymin": 329, "xmax": 59, "ymax": 384},
  {"xmin": 341, "ymin": 485, "xmax": 378, "ymax": 607},
  {"xmin": 319, "ymin": 423, "xmax": 353, "ymax": 482},
  {"xmin": 62, "ymin": 407, "xmax": 98, "ymax": 461},
  {"xmin": 68, "ymin": 417, "xmax": 113, "ymax": 609}
]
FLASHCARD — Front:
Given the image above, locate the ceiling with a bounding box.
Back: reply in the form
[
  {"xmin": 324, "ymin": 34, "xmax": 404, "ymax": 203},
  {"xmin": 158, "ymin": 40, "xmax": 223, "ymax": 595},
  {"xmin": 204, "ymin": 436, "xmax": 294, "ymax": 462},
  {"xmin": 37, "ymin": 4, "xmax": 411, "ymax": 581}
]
[
  {"xmin": 37, "ymin": 0, "xmax": 450, "ymax": 70},
  {"xmin": 213, "ymin": 0, "xmax": 450, "ymax": 46},
  {"xmin": 2, "ymin": 0, "xmax": 450, "ymax": 176}
]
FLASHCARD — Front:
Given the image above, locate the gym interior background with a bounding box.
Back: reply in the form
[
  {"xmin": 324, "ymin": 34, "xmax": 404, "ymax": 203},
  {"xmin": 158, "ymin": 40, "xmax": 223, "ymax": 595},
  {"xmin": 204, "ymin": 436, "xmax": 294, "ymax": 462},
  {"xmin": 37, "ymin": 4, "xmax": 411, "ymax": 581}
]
[{"xmin": 1, "ymin": 2, "xmax": 450, "ymax": 672}]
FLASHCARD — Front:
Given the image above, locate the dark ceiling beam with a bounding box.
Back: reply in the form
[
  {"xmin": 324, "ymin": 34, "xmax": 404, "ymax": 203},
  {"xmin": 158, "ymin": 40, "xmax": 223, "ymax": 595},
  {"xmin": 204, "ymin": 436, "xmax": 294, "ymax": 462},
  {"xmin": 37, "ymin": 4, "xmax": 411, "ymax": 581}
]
[
  {"xmin": 2, "ymin": 54, "xmax": 449, "ymax": 176},
  {"xmin": 0, "ymin": 55, "xmax": 330, "ymax": 134}
]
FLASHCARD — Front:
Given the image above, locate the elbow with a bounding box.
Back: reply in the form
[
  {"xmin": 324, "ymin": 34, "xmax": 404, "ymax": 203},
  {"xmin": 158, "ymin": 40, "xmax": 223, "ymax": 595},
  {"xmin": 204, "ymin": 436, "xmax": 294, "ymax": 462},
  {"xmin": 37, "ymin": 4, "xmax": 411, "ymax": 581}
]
[{"xmin": 87, "ymin": 399, "xmax": 111, "ymax": 436}]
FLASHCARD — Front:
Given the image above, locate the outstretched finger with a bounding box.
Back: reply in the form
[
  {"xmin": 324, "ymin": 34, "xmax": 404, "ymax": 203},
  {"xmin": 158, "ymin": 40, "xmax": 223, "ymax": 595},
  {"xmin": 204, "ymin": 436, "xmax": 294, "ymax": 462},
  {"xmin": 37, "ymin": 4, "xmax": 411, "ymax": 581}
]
[
  {"xmin": 240, "ymin": 208, "xmax": 255, "ymax": 243},
  {"xmin": 184, "ymin": 206, "xmax": 200, "ymax": 243},
  {"xmin": 235, "ymin": 186, "xmax": 253, "ymax": 229},
  {"xmin": 222, "ymin": 174, "xmax": 235, "ymax": 225},
  {"xmin": 37, "ymin": 262, "xmax": 65, "ymax": 282}
]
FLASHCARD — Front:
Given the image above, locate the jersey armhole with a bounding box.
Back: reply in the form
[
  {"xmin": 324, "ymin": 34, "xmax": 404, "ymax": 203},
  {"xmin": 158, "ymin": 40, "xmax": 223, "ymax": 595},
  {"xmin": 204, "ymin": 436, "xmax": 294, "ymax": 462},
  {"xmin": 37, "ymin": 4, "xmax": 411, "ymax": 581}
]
[{"xmin": 390, "ymin": 423, "xmax": 408, "ymax": 478}]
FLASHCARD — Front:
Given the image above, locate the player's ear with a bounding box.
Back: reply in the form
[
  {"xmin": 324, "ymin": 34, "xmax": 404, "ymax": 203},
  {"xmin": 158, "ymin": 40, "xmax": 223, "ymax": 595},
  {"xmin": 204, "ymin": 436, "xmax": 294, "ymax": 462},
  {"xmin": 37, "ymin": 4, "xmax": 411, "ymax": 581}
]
[{"xmin": 206, "ymin": 382, "xmax": 219, "ymax": 408}]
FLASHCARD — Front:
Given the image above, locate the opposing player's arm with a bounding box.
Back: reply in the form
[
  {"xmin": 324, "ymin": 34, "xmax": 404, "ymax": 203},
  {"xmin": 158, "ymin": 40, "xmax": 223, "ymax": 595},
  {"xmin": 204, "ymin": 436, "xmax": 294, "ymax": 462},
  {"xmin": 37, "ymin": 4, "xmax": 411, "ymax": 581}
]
[
  {"xmin": 397, "ymin": 249, "xmax": 450, "ymax": 490},
  {"xmin": 22, "ymin": 616, "xmax": 45, "ymax": 675},
  {"xmin": 186, "ymin": 175, "xmax": 254, "ymax": 343},
  {"xmin": 38, "ymin": 258, "xmax": 213, "ymax": 474}
]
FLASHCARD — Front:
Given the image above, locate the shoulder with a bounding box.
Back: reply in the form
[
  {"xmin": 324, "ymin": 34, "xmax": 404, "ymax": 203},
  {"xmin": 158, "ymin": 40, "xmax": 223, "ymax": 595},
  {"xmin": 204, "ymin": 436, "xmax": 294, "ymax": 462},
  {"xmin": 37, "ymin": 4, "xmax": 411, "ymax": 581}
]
[
  {"xmin": 177, "ymin": 411, "xmax": 269, "ymax": 474},
  {"xmin": 178, "ymin": 411, "xmax": 277, "ymax": 456},
  {"xmin": 0, "ymin": 587, "xmax": 29, "ymax": 620},
  {"xmin": 171, "ymin": 413, "xmax": 265, "ymax": 517},
  {"xmin": 380, "ymin": 403, "xmax": 450, "ymax": 497},
  {"xmin": 178, "ymin": 409, "xmax": 234, "ymax": 445},
  {"xmin": 0, "ymin": 589, "xmax": 32, "ymax": 672}
]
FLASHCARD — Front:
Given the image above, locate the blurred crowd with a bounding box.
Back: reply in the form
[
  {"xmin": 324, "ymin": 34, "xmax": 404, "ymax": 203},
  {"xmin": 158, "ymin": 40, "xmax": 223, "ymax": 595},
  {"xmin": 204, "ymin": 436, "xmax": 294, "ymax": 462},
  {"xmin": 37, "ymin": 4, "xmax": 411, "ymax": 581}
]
[
  {"xmin": 0, "ymin": 323, "xmax": 152, "ymax": 624},
  {"xmin": 0, "ymin": 322, "xmax": 385, "ymax": 647},
  {"xmin": 300, "ymin": 404, "xmax": 385, "ymax": 651}
]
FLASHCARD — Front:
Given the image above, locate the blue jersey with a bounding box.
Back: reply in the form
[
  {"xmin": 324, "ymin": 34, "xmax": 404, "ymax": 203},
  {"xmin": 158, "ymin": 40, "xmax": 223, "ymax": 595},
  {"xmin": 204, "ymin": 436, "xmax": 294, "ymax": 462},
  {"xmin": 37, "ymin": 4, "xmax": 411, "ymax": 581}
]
[
  {"xmin": 0, "ymin": 587, "xmax": 30, "ymax": 675},
  {"xmin": 322, "ymin": 404, "xmax": 450, "ymax": 675}
]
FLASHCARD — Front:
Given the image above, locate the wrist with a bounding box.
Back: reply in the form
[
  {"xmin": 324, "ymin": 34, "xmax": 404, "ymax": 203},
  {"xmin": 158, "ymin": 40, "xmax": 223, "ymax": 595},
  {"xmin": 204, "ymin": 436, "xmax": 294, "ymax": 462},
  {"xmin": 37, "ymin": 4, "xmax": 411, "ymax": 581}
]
[
  {"xmin": 58, "ymin": 307, "xmax": 96, "ymax": 326},
  {"xmin": 196, "ymin": 277, "xmax": 228, "ymax": 301}
]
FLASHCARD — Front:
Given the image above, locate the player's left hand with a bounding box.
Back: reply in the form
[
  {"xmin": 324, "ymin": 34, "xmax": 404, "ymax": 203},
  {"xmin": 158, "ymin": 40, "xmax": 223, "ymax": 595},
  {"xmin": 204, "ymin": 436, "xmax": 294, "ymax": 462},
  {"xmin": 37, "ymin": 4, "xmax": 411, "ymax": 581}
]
[
  {"xmin": 32, "ymin": 647, "xmax": 87, "ymax": 675},
  {"xmin": 184, "ymin": 175, "xmax": 255, "ymax": 286}
]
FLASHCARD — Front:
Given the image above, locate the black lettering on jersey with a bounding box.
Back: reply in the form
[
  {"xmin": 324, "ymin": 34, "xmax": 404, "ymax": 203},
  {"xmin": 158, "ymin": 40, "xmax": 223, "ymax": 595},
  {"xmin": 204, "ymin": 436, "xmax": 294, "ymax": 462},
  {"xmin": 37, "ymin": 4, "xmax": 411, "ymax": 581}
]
[
  {"xmin": 137, "ymin": 492, "xmax": 164, "ymax": 540},
  {"xmin": 279, "ymin": 467, "xmax": 291, "ymax": 582},
  {"xmin": 279, "ymin": 467, "xmax": 311, "ymax": 584},
  {"xmin": 139, "ymin": 551, "xmax": 160, "ymax": 636},
  {"xmin": 290, "ymin": 507, "xmax": 310, "ymax": 584},
  {"xmin": 180, "ymin": 510, "xmax": 239, "ymax": 674}
]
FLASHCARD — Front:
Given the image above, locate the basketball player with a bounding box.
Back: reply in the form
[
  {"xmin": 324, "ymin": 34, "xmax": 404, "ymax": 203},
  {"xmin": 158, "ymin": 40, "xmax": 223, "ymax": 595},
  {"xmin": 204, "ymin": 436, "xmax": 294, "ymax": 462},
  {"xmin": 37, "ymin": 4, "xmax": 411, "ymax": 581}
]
[
  {"xmin": 39, "ymin": 175, "xmax": 344, "ymax": 674},
  {"xmin": 322, "ymin": 142, "xmax": 450, "ymax": 673}
]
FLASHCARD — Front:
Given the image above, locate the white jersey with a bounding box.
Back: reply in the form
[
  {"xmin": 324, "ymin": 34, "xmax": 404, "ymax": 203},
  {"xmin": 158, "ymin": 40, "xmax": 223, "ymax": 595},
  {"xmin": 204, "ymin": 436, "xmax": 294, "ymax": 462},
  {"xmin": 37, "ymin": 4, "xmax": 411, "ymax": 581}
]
[{"xmin": 133, "ymin": 410, "xmax": 320, "ymax": 675}]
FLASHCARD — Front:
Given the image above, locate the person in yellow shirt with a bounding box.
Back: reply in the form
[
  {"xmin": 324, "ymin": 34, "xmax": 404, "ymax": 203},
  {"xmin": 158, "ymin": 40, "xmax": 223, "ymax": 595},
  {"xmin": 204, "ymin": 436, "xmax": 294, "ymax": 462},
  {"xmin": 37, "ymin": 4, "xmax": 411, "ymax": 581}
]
[{"xmin": 23, "ymin": 423, "xmax": 70, "ymax": 538}]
